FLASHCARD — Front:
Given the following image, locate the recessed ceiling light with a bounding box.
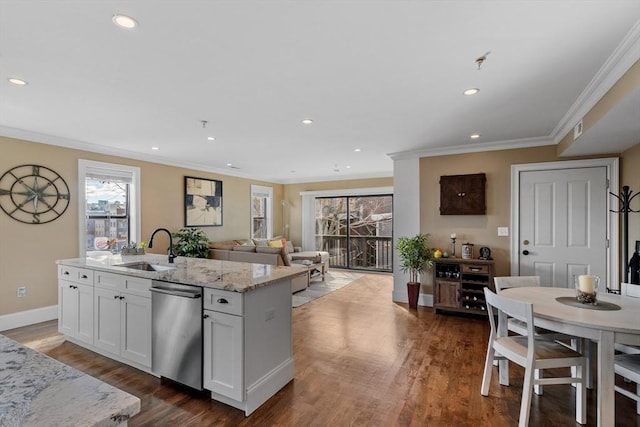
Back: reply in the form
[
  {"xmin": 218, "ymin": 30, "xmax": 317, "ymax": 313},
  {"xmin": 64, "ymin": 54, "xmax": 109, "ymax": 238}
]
[
  {"xmin": 151, "ymin": 146, "xmax": 159, "ymax": 150},
  {"xmin": 470, "ymin": 134, "xmax": 481, "ymax": 139},
  {"xmin": 226, "ymin": 163, "xmax": 233, "ymax": 167},
  {"xmin": 354, "ymin": 148, "xmax": 361, "ymax": 152},
  {"xmin": 207, "ymin": 136, "xmax": 215, "ymax": 141},
  {"xmin": 8, "ymin": 78, "xmax": 28, "ymax": 86},
  {"xmin": 346, "ymin": 165, "xmax": 351, "ymax": 169},
  {"xmin": 302, "ymin": 119, "xmax": 313, "ymax": 125},
  {"xmin": 463, "ymin": 88, "xmax": 479, "ymax": 96},
  {"xmin": 112, "ymin": 14, "xmax": 138, "ymax": 29}
]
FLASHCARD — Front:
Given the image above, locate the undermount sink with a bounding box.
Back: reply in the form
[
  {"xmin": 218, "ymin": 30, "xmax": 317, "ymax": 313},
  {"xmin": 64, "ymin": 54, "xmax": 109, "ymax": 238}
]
[{"xmin": 114, "ymin": 261, "xmax": 176, "ymax": 272}]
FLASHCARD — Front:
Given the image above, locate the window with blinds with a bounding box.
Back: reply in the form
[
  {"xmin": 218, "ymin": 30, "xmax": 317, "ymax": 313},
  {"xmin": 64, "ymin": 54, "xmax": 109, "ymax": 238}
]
[{"xmin": 78, "ymin": 160, "xmax": 140, "ymax": 256}]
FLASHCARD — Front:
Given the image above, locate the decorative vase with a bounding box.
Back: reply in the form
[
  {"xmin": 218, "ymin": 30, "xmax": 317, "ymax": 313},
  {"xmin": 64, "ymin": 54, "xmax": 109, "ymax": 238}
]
[{"xmin": 407, "ymin": 282, "xmax": 420, "ymax": 309}]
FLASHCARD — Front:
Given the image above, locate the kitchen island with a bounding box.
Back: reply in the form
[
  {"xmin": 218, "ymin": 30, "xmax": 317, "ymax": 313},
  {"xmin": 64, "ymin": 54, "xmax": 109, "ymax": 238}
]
[
  {"xmin": 56, "ymin": 254, "xmax": 306, "ymax": 416},
  {"xmin": 0, "ymin": 334, "xmax": 140, "ymax": 426}
]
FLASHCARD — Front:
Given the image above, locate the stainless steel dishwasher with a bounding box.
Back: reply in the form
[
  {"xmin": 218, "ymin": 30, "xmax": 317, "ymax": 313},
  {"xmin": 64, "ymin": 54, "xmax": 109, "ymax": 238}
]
[{"xmin": 150, "ymin": 281, "xmax": 203, "ymax": 390}]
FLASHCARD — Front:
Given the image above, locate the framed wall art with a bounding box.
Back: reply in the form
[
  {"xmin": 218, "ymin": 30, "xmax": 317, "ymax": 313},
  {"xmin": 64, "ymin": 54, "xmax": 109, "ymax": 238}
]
[{"xmin": 184, "ymin": 176, "xmax": 222, "ymax": 227}]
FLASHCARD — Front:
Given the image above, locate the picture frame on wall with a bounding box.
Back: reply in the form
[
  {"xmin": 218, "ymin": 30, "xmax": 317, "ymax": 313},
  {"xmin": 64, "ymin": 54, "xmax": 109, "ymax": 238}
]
[{"xmin": 184, "ymin": 176, "xmax": 222, "ymax": 227}]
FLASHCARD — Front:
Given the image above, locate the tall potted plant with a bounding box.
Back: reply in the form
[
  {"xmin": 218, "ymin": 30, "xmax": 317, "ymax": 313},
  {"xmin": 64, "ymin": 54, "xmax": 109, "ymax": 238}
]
[{"xmin": 396, "ymin": 233, "xmax": 434, "ymax": 309}]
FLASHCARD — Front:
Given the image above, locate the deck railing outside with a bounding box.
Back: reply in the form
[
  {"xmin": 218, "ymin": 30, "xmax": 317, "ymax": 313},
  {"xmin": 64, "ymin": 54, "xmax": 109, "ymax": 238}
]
[{"xmin": 317, "ymin": 235, "xmax": 392, "ymax": 272}]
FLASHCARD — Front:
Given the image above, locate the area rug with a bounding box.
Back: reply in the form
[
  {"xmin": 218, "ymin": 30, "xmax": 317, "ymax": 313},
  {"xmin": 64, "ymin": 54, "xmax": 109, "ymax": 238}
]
[{"xmin": 292, "ymin": 270, "xmax": 364, "ymax": 308}]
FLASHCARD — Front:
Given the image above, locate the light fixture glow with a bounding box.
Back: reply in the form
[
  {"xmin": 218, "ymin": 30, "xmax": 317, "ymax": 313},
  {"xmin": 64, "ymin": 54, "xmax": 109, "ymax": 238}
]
[
  {"xmin": 8, "ymin": 78, "xmax": 28, "ymax": 86},
  {"xmin": 226, "ymin": 163, "xmax": 233, "ymax": 167},
  {"xmin": 207, "ymin": 136, "xmax": 215, "ymax": 141},
  {"xmin": 470, "ymin": 133, "xmax": 481, "ymax": 139},
  {"xmin": 151, "ymin": 146, "xmax": 159, "ymax": 150},
  {"xmin": 112, "ymin": 14, "xmax": 138, "ymax": 29},
  {"xmin": 463, "ymin": 88, "xmax": 479, "ymax": 96},
  {"xmin": 346, "ymin": 165, "xmax": 351, "ymax": 169},
  {"xmin": 354, "ymin": 148, "xmax": 361, "ymax": 152},
  {"xmin": 302, "ymin": 119, "xmax": 313, "ymax": 125}
]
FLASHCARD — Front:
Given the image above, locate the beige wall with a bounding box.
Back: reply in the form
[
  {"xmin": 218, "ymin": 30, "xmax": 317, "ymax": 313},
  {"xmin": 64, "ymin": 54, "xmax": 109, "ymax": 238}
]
[
  {"xmin": 283, "ymin": 177, "xmax": 394, "ymax": 246},
  {"xmin": 420, "ymin": 143, "xmax": 639, "ymax": 281},
  {"xmin": 420, "ymin": 145, "xmax": 559, "ymax": 278},
  {"xmin": 0, "ymin": 136, "xmax": 283, "ymax": 316}
]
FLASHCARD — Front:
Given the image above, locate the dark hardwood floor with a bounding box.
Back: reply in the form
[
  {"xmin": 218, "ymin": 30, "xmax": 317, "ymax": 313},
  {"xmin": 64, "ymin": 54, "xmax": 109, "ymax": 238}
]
[{"xmin": 4, "ymin": 273, "xmax": 638, "ymax": 426}]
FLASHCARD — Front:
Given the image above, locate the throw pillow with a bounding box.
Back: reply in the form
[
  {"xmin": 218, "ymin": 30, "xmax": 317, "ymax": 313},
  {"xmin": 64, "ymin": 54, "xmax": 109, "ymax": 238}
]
[
  {"xmin": 267, "ymin": 239, "xmax": 285, "ymax": 248},
  {"xmin": 233, "ymin": 239, "xmax": 255, "ymax": 246},
  {"xmin": 253, "ymin": 238, "xmax": 270, "ymax": 247}
]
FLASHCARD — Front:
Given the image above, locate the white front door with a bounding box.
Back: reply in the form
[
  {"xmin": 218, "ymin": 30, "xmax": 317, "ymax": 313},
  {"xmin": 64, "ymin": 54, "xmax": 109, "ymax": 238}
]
[{"xmin": 518, "ymin": 166, "xmax": 609, "ymax": 288}]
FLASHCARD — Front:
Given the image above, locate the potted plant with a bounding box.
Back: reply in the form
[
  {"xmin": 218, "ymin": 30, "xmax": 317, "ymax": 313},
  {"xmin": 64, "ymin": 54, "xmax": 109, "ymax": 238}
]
[
  {"xmin": 396, "ymin": 233, "xmax": 434, "ymax": 309},
  {"xmin": 172, "ymin": 228, "xmax": 210, "ymax": 258}
]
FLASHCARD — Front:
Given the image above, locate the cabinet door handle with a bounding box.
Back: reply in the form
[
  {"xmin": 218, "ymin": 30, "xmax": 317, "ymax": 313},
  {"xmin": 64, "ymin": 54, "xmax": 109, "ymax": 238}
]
[
  {"xmin": 120, "ymin": 296, "xmax": 125, "ymax": 300},
  {"xmin": 63, "ymin": 271, "xmax": 70, "ymax": 275},
  {"xmin": 114, "ymin": 295, "xmax": 120, "ymax": 299},
  {"xmin": 203, "ymin": 314, "xmax": 209, "ymax": 319},
  {"xmin": 522, "ymin": 250, "xmax": 530, "ymax": 256},
  {"xmin": 469, "ymin": 267, "xmax": 481, "ymax": 272},
  {"xmin": 217, "ymin": 298, "xmax": 229, "ymax": 304},
  {"xmin": 80, "ymin": 274, "xmax": 88, "ymax": 279}
]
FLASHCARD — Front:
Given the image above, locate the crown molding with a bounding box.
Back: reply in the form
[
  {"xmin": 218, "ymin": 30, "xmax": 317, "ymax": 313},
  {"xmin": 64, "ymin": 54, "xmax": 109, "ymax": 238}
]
[
  {"xmin": 551, "ymin": 19, "xmax": 640, "ymax": 143},
  {"xmin": 0, "ymin": 125, "xmax": 392, "ymax": 185},
  {"xmin": 387, "ymin": 136, "xmax": 554, "ymax": 160}
]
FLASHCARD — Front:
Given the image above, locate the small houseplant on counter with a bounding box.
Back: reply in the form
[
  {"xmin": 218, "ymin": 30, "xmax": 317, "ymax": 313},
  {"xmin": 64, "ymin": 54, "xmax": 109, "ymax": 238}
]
[
  {"xmin": 121, "ymin": 241, "xmax": 147, "ymax": 255},
  {"xmin": 172, "ymin": 228, "xmax": 210, "ymax": 258},
  {"xmin": 396, "ymin": 233, "xmax": 434, "ymax": 309}
]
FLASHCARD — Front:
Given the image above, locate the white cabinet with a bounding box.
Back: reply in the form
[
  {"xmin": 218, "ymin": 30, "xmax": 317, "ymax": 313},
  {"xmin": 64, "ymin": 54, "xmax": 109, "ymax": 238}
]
[
  {"xmin": 58, "ymin": 266, "xmax": 95, "ymax": 345},
  {"xmin": 202, "ymin": 283, "xmax": 294, "ymax": 416},
  {"xmin": 203, "ymin": 308, "xmax": 244, "ymax": 401},
  {"xmin": 58, "ymin": 280, "xmax": 94, "ymax": 345},
  {"xmin": 94, "ymin": 273, "xmax": 152, "ymax": 368}
]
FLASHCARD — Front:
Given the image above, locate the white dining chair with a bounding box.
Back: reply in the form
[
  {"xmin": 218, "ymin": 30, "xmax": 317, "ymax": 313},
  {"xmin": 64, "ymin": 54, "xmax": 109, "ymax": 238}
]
[
  {"xmin": 616, "ymin": 283, "xmax": 640, "ymax": 354},
  {"xmin": 481, "ymin": 288, "xmax": 587, "ymax": 427},
  {"xmin": 614, "ymin": 282, "xmax": 640, "ymax": 414},
  {"xmin": 493, "ymin": 276, "xmax": 587, "ymax": 393}
]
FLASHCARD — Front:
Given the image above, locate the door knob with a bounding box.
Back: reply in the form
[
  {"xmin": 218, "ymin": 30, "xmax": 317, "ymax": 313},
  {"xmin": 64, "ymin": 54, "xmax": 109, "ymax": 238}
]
[{"xmin": 522, "ymin": 250, "xmax": 530, "ymax": 255}]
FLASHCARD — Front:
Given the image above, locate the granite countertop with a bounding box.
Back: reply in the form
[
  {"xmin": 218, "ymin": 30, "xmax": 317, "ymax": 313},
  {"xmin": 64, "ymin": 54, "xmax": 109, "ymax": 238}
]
[
  {"xmin": 57, "ymin": 254, "xmax": 307, "ymax": 293},
  {"xmin": 0, "ymin": 334, "xmax": 140, "ymax": 427}
]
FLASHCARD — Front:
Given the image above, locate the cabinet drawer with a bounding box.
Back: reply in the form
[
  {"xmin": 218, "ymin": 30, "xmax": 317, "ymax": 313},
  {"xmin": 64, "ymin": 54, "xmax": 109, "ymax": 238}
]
[
  {"xmin": 58, "ymin": 265, "xmax": 94, "ymax": 285},
  {"xmin": 461, "ymin": 264, "xmax": 489, "ymax": 274},
  {"xmin": 203, "ymin": 288, "xmax": 243, "ymax": 316},
  {"xmin": 95, "ymin": 271, "xmax": 151, "ymax": 297}
]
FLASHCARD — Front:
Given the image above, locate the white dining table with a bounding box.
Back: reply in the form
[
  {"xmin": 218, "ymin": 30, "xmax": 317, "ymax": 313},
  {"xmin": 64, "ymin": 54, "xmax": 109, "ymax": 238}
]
[{"xmin": 501, "ymin": 286, "xmax": 640, "ymax": 427}]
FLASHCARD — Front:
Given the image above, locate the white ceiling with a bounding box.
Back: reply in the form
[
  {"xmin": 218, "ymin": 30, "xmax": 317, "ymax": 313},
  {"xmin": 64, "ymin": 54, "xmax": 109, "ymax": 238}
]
[{"xmin": 1, "ymin": 1, "xmax": 639, "ymax": 183}]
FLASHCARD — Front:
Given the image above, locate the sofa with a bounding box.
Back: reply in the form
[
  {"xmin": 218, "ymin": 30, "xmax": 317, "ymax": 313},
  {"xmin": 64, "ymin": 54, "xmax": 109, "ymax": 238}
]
[{"xmin": 208, "ymin": 238, "xmax": 329, "ymax": 293}]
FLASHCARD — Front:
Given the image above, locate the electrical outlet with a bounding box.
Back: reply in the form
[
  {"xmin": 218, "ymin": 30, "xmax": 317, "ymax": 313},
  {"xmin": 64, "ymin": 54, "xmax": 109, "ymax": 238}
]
[
  {"xmin": 17, "ymin": 286, "xmax": 26, "ymax": 298},
  {"xmin": 497, "ymin": 227, "xmax": 509, "ymax": 237}
]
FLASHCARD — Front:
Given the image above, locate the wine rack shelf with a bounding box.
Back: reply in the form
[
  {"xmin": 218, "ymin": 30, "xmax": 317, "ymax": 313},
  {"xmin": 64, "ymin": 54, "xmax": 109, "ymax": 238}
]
[{"xmin": 433, "ymin": 258, "xmax": 495, "ymax": 316}]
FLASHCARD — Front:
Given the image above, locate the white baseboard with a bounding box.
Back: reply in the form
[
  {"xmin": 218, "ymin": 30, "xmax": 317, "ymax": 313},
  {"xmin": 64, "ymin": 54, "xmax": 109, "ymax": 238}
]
[
  {"xmin": 392, "ymin": 290, "xmax": 433, "ymax": 307},
  {"xmin": 0, "ymin": 305, "xmax": 58, "ymax": 332}
]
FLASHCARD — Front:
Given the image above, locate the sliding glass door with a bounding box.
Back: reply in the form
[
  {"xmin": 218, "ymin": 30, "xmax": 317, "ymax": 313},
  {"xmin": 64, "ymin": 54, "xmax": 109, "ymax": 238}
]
[{"xmin": 315, "ymin": 195, "xmax": 392, "ymax": 272}]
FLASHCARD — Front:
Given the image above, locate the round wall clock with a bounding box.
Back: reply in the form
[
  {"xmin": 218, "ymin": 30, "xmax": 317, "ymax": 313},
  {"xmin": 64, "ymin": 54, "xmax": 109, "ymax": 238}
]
[{"xmin": 0, "ymin": 164, "xmax": 70, "ymax": 224}]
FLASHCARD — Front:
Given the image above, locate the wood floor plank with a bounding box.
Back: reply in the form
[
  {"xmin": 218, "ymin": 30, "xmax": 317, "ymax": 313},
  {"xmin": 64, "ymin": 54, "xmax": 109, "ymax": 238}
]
[{"xmin": 3, "ymin": 272, "xmax": 638, "ymax": 426}]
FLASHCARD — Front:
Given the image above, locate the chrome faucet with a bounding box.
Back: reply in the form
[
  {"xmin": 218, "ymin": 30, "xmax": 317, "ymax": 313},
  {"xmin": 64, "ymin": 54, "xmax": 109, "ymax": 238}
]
[{"xmin": 148, "ymin": 228, "xmax": 177, "ymax": 263}]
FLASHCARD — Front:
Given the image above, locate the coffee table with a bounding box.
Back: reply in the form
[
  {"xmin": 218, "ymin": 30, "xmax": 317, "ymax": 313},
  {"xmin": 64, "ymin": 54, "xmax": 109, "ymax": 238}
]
[{"xmin": 294, "ymin": 260, "xmax": 325, "ymax": 283}]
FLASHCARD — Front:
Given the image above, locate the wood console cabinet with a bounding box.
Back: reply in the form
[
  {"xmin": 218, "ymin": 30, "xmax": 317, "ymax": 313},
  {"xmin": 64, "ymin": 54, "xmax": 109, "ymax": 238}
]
[
  {"xmin": 433, "ymin": 258, "xmax": 495, "ymax": 316},
  {"xmin": 439, "ymin": 173, "xmax": 486, "ymax": 215}
]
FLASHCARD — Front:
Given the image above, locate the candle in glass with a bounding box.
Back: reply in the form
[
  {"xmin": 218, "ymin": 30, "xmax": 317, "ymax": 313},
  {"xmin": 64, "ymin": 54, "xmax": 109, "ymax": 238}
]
[{"xmin": 578, "ymin": 275, "xmax": 594, "ymax": 293}]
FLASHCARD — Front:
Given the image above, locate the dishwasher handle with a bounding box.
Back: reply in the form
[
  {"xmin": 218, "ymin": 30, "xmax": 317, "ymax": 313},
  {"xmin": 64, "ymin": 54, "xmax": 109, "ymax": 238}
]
[{"xmin": 150, "ymin": 287, "xmax": 202, "ymax": 299}]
